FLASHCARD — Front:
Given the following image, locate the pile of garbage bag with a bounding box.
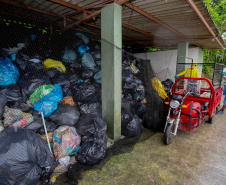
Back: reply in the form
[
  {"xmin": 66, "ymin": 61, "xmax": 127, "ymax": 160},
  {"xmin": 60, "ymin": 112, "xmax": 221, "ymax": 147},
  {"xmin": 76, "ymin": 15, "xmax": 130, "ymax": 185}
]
[{"xmin": 0, "ymin": 30, "xmax": 149, "ymax": 184}]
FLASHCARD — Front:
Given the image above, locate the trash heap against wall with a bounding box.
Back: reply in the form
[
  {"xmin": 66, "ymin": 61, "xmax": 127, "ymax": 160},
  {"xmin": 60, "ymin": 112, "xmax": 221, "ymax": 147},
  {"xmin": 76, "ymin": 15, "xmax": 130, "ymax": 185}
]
[{"xmin": 0, "ymin": 30, "xmax": 147, "ymax": 184}]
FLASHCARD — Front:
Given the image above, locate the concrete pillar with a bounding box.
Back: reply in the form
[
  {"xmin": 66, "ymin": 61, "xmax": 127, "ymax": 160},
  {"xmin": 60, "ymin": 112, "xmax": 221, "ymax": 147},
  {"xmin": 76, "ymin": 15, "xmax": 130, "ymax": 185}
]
[
  {"xmin": 177, "ymin": 41, "xmax": 189, "ymax": 63},
  {"xmin": 176, "ymin": 42, "xmax": 189, "ymax": 81},
  {"xmin": 197, "ymin": 48, "xmax": 204, "ymax": 76},
  {"xmin": 101, "ymin": 3, "xmax": 122, "ymax": 141}
]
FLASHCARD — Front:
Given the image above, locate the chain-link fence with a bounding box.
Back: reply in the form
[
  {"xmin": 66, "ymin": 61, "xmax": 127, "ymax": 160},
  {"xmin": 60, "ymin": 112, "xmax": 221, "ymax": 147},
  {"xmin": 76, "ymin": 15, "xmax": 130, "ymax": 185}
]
[{"xmin": 0, "ymin": 15, "xmax": 167, "ymax": 184}]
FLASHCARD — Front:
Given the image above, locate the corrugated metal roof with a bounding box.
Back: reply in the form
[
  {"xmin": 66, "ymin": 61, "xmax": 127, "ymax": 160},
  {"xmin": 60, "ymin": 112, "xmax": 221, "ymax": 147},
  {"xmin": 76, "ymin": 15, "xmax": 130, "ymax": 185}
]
[{"xmin": 0, "ymin": 0, "xmax": 225, "ymax": 50}]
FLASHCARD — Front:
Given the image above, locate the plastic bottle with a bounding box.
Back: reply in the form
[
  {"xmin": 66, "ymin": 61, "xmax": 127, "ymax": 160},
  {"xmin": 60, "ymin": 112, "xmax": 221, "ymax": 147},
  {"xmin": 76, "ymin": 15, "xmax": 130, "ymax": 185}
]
[
  {"xmin": 11, "ymin": 115, "xmax": 34, "ymax": 128},
  {"xmin": 4, "ymin": 114, "xmax": 24, "ymax": 126},
  {"xmin": 3, "ymin": 107, "xmax": 23, "ymax": 126}
]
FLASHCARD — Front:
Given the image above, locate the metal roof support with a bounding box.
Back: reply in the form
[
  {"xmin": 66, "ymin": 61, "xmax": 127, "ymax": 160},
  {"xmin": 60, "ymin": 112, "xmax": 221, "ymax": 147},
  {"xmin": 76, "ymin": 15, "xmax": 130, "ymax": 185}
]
[
  {"xmin": 49, "ymin": 0, "xmax": 163, "ymax": 40},
  {"xmin": 1, "ymin": 0, "xmax": 61, "ymax": 18},
  {"xmin": 124, "ymin": 2, "xmax": 201, "ymax": 48},
  {"xmin": 186, "ymin": 0, "xmax": 224, "ymax": 49}
]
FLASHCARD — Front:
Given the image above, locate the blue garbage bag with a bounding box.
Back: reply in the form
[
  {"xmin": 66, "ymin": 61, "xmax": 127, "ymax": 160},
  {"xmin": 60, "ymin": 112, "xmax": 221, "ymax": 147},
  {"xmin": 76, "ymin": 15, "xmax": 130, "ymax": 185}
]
[
  {"xmin": 81, "ymin": 53, "xmax": 96, "ymax": 71},
  {"xmin": 61, "ymin": 49, "xmax": 77, "ymax": 63},
  {"xmin": 0, "ymin": 56, "xmax": 19, "ymax": 86},
  {"xmin": 34, "ymin": 84, "xmax": 63, "ymax": 117},
  {"xmin": 78, "ymin": 45, "xmax": 90, "ymax": 56},
  {"xmin": 75, "ymin": 32, "xmax": 89, "ymax": 45},
  {"xmin": 34, "ymin": 101, "xmax": 58, "ymax": 118},
  {"xmin": 42, "ymin": 84, "xmax": 63, "ymax": 102},
  {"xmin": 94, "ymin": 70, "xmax": 101, "ymax": 84}
]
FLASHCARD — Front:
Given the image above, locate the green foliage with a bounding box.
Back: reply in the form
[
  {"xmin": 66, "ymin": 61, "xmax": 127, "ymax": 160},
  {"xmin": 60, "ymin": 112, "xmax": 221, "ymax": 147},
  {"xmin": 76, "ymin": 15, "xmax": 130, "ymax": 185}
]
[{"xmin": 203, "ymin": 0, "xmax": 226, "ymax": 79}]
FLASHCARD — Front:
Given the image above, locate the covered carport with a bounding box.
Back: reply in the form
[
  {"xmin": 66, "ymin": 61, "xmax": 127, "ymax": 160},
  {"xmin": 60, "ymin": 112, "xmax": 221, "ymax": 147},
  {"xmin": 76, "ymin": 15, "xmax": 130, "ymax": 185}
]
[
  {"xmin": 0, "ymin": 0, "xmax": 225, "ymax": 184},
  {"xmin": 1, "ymin": 0, "xmax": 225, "ymax": 140}
]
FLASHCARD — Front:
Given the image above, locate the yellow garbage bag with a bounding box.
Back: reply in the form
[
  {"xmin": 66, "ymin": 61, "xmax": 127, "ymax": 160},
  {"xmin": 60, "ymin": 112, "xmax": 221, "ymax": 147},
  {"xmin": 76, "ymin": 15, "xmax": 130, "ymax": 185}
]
[
  {"xmin": 43, "ymin": 59, "xmax": 66, "ymax": 73},
  {"xmin": 151, "ymin": 77, "xmax": 168, "ymax": 99}
]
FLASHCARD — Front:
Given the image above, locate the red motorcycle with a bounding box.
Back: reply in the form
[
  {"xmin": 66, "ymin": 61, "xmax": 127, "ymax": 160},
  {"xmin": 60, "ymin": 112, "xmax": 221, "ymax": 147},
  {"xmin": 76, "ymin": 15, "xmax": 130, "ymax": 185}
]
[{"xmin": 163, "ymin": 55, "xmax": 224, "ymax": 144}]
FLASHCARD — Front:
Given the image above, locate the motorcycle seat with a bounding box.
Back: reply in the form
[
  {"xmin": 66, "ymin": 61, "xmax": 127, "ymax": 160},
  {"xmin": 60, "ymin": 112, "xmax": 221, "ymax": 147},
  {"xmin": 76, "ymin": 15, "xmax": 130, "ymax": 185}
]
[{"xmin": 171, "ymin": 94, "xmax": 182, "ymax": 101}]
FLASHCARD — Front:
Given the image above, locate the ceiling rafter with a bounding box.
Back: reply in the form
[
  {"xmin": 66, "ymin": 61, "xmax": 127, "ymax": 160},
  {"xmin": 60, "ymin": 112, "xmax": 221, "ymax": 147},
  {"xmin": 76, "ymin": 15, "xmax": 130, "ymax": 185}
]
[
  {"xmin": 186, "ymin": 0, "xmax": 224, "ymax": 49},
  {"xmin": 124, "ymin": 2, "xmax": 201, "ymax": 48},
  {"xmin": 68, "ymin": 17, "xmax": 154, "ymax": 45},
  {"xmin": 1, "ymin": 0, "xmax": 61, "ymax": 18},
  {"xmin": 49, "ymin": 0, "xmax": 164, "ymax": 42}
]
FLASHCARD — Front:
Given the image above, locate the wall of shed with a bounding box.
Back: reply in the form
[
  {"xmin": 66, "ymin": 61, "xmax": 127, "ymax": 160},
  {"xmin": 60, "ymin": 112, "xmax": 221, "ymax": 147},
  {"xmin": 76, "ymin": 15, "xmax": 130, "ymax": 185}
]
[{"xmin": 134, "ymin": 47, "xmax": 204, "ymax": 82}]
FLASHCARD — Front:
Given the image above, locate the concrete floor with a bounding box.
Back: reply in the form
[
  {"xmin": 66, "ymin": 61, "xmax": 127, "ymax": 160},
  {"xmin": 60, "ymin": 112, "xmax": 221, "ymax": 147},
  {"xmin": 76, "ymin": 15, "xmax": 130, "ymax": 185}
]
[{"xmin": 77, "ymin": 110, "xmax": 226, "ymax": 185}]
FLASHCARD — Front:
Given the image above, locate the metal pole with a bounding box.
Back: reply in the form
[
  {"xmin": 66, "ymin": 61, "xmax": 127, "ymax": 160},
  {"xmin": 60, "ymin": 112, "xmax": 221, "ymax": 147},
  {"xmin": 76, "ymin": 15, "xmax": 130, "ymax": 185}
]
[{"xmin": 40, "ymin": 112, "xmax": 53, "ymax": 156}]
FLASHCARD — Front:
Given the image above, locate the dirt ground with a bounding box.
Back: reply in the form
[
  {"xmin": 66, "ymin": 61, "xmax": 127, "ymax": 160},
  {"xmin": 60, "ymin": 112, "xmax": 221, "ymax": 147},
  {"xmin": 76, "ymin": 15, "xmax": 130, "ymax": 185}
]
[{"xmin": 74, "ymin": 107, "xmax": 226, "ymax": 185}]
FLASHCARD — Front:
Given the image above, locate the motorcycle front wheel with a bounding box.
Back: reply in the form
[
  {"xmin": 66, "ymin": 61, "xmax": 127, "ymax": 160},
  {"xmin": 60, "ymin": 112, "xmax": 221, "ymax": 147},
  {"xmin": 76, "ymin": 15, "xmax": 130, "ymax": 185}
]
[{"xmin": 164, "ymin": 123, "xmax": 175, "ymax": 145}]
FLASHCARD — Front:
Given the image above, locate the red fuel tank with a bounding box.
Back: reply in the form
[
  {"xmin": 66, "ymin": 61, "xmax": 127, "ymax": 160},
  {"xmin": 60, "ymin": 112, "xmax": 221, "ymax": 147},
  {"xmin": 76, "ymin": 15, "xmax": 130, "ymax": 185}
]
[{"xmin": 179, "ymin": 101, "xmax": 201, "ymax": 132}]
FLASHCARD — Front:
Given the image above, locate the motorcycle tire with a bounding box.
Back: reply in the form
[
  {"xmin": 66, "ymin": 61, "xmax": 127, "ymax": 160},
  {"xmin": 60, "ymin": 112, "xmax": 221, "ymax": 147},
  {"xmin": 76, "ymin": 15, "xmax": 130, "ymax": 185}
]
[{"xmin": 164, "ymin": 123, "xmax": 174, "ymax": 145}]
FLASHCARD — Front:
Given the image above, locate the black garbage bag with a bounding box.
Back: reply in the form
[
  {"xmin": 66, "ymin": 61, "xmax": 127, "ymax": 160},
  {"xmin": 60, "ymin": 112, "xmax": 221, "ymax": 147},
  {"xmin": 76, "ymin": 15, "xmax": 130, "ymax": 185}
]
[
  {"xmin": 82, "ymin": 70, "xmax": 94, "ymax": 80},
  {"xmin": 38, "ymin": 120, "xmax": 58, "ymax": 135},
  {"xmin": 45, "ymin": 68, "xmax": 61, "ymax": 79},
  {"xmin": 10, "ymin": 101, "xmax": 33, "ymax": 113},
  {"xmin": 89, "ymin": 43, "xmax": 101, "ymax": 61},
  {"xmin": 132, "ymin": 91, "xmax": 145, "ymax": 102},
  {"xmin": 132, "ymin": 85, "xmax": 145, "ymax": 102},
  {"xmin": 122, "ymin": 70, "xmax": 133, "ymax": 83},
  {"xmin": 122, "ymin": 50, "xmax": 137, "ymax": 67},
  {"xmin": 134, "ymin": 102, "xmax": 146, "ymax": 122},
  {"xmin": 75, "ymin": 115, "xmax": 107, "ymax": 165},
  {"xmin": 68, "ymin": 61, "xmax": 82, "ymax": 69},
  {"xmin": 0, "ymin": 84, "xmax": 22, "ymax": 102},
  {"xmin": 0, "ymin": 128, "xmax": 56, "ymax": 185},
  {"xmin": 20, "ymin": 72, "xmax": 50, "ymax": 101},
  {"xmin": 122, "ymin": 82, "xmax": 137, "ymax": 90},
  {"xmin": 71, "ymin": 82, "xmax": 100, "ymax": 103},
  {"xmin": 0, "ymin": 96, "xmax": 7, "ymax": 119},
  {"xmin": 15, "ymin": 52, "xmax": 30, "ymax": 72},
  {"xmin": 0, "ymin": 84, "xmax": 23, "ymax": 118},
  {"xmin": 49, "ymin": 105, "xmax": 80, "ymax": 127},
  {"xmin": 15, "ymin": 52, "xmax": 43, "ymax": 73},
  {"xmin": 121, "ymin": 98, "xmax": 134, "ymax": 113},
  {"xmin": 133, "ymin": 78, "xmax": 142, "ymax": 86},
  {"xmin": 123, "ymin": 92, "xmax": 133, "ymax": 101},
  {"xmin": 52, "ymin": 73, "xmax": 71, "ymax": 96},
  {"xmin": 25, "ymin": 113, "xmax": 45, "ymax": 132},
  {"xmin": 162, "ymin": 78, "xmax": 174, "ymax": 89},
  {"xmin": 69, "ymin": 73, "xmax": 79, "ymax": 84},
  {"xmin": 79, "ymin": 102, "xmax": 102, "ymax": 117},
  {"xmin": 121, "ymin": 116, "xmax": 143, "ymax": 137},
  {"xmin": 121, "ymin": 109, "xmax": 133, "ymax": 125},
  {"xmin": 25, "ymin": 59, "xmax": 43, "ymax": 72}
]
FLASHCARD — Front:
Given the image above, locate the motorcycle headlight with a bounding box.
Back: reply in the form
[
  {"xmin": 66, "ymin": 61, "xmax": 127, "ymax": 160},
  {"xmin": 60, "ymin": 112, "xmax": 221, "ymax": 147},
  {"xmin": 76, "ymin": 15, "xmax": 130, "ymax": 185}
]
[{"xmin": 170, "ymin": 100, "xmax": 180, "ymax": 109}]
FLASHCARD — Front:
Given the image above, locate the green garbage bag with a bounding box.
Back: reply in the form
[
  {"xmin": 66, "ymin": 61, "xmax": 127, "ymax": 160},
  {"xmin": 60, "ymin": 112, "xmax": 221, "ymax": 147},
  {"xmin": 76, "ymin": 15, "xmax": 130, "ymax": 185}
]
[{"xmin": 29, "ymin": 85, "xmax": 54, "ymax": 105}]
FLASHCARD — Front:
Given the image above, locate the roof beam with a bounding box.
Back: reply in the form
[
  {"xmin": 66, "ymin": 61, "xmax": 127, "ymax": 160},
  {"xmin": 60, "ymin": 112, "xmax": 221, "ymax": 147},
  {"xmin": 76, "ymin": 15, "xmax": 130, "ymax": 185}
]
[
  {"xmin": 186, "ymin": 0, "xmax": 224, "ymax": 49},
  {"xmin": 50, "ymin": 0, "xmax": 162, "ymax": 40},
  {"xmin": 48, "ymin": 0, "xmax": 83, "ymax": 11},
  {"xmin": 0, "ymin": 11, "xmax": 50, "ymax": 24},
  {"xmin": 69, "ymin": 17, "xmax": 153, "ymax": 44},
  {"xmin": 1, "ymin": 0, "xmax": 61, "ymax": 18},
  {"xmin": 124, "ymin": 2, "xmax": 201, "ymax": 48},
  {"xmin": 60, "ymin": 0, "xmax": 130, "ymax": 31}
]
